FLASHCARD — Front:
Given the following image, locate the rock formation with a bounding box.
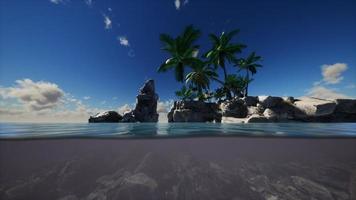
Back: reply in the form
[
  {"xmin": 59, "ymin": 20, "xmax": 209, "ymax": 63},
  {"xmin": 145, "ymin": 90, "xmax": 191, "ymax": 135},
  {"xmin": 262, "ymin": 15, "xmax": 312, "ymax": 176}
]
[
  {"xmin": 120, "ymin": 79, "xmax": 159, "ymax": 123},
  {"xmin": 167, "ymin": 101, "xmax": 221, "ymax": 122},
  {"xmin": 88, "ymin": 111, "xmax": 122, "ymax": 123},
  {"xmin": 219, "ymin": 96, "xmax": 356, "ymax": 123},
  {"xmin": 89, "ymin": 79, "xmax": 159, "ymax": 123}
]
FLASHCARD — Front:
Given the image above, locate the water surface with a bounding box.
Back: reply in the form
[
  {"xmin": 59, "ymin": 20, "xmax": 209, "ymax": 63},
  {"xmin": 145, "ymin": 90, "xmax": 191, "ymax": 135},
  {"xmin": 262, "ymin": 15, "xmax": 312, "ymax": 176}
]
[{"xmin": 0, "ymin": 123, "xmax": 355, "ymax": 139}]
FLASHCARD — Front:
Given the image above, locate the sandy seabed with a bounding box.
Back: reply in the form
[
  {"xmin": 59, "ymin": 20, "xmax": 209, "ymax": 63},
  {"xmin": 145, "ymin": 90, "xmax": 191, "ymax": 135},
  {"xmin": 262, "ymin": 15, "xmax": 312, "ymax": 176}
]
[{"xmin": 0, "ymin": 137, "xmax": 356, "ymax": 200}]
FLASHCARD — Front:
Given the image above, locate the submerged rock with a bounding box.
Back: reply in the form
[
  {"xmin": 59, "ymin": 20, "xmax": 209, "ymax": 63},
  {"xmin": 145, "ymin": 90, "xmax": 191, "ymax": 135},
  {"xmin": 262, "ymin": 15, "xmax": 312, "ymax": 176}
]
[
  {"xmin": 88, "ymin": 111, "xmax": 122, "ymax": 123},
  {"xmin": 168, "ymin": 101, "xmax": 221, "ymax": 122}
]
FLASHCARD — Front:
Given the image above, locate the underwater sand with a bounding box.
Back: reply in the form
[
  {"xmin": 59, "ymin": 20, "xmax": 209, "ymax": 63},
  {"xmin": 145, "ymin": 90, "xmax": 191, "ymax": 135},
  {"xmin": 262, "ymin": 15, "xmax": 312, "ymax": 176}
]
[{"xmin": 0, "ymin": 137, "xmax": 355, "ymax": 200}]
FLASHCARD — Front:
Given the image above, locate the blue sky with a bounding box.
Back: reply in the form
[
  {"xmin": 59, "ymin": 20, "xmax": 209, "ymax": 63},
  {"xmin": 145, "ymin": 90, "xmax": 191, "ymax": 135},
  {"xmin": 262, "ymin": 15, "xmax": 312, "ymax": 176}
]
[{"xmin": 0, "ymin": 0, "xmax": 355, "ymax": 122}]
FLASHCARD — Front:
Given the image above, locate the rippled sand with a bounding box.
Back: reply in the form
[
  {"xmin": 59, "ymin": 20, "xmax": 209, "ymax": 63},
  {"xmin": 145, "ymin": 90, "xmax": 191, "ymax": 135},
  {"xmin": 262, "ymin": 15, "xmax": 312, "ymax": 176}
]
[{"xmin": 1, "ymin": 137, "xmax": 356, "ymax": 200}]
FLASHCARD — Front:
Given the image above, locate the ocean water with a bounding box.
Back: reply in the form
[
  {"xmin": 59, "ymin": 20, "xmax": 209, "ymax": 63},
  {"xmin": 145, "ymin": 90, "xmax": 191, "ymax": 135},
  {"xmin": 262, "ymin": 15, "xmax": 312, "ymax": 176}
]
[{"xmin": 0, "ymin": 122, "xmax": 355, "ymax": 139}]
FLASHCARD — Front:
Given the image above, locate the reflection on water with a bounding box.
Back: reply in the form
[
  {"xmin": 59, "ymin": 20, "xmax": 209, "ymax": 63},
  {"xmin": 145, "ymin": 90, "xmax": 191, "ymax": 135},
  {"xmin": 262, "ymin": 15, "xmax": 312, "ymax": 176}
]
[{"xmin": 0, "ymin": 122, "xmax": 355, "ymax": 139}]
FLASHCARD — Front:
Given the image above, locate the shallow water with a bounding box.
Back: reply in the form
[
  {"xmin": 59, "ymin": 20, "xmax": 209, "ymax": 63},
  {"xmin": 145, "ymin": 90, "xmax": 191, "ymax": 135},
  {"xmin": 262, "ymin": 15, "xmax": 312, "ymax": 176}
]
[{"xmin": 0, "ymin": 122, "xmax": 355, "ymax": 139}]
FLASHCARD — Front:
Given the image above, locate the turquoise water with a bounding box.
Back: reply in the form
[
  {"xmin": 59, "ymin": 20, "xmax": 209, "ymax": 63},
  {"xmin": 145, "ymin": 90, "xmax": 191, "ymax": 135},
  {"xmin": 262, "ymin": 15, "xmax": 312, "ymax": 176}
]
[{"xmin": 0, "ymin": 123, "xmax": 355, "ymax": 139}]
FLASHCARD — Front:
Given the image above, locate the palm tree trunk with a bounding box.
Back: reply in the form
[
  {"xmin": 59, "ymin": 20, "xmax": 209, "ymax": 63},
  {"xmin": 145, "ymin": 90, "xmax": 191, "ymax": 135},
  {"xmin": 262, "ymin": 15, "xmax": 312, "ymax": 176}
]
[{"xmin": 245, "ymin": 70, "xmax": 249, "ymax": 97}]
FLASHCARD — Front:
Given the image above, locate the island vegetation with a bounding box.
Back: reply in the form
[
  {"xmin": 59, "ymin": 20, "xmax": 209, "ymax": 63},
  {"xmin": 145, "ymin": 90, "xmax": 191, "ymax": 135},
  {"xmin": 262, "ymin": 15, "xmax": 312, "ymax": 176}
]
[{"xmin": 157, "ymin": 25, "xmax": 262, "ymax": 102}]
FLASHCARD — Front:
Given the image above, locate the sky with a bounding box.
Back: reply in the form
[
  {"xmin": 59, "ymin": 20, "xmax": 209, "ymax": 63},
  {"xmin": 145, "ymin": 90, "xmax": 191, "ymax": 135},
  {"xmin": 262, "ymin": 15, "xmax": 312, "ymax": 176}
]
[{"xmin": 0, "ymin": 0, "xmax": 355, "ymax": 122}]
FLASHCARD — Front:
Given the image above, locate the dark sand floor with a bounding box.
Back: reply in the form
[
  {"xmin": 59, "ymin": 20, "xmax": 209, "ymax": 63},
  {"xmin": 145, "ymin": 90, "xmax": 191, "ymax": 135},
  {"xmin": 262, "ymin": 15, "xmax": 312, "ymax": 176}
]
[{"xmin": 0, "ymin": 137, "xmax": 356, "ymax": 200}]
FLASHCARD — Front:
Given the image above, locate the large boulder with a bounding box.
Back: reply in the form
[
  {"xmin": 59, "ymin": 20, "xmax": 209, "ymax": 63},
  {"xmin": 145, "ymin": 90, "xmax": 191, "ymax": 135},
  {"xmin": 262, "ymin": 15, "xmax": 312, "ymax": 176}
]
[
  {"xmin": 132, "ymin": 79, "xmax": 159, "ymax": 122},
  {"xmin": 89, "ymin": 111, "xmax": 122, "ymax": 123},
  {"xmin": 242, "ymin": 96, "xmax": 258, "ymax": 106},
  {"xmin": 258, "ymin": 96, "xmax": 284, "ymax": 108},
  {"xmin": 220, "ymin": 98, "xmax": 248, "ymax": 118},
  {"xmin": 168, "ymin": 100, "xmax": 221, "ymax": 122},
  {"xmin": 294, "ymin": 97, "xmax": 336, "ymax": 118},
  {"xmin": 334, "ymin": 99, "xmax": 356, "ymax": 114},
  {"xmin": 245, "ymin": 114, "xmax": 270, "ymax": 123}
]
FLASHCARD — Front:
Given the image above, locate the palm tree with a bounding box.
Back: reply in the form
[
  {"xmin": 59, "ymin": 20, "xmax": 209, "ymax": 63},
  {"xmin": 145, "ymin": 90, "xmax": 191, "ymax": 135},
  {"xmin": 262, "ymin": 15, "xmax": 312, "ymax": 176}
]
[
  {"xmin": 235, "ymin": 52, "xmax": 262, "ymax": 96},
  {"xmin": 224, "ymin": 74, "xmax": 251, "ymax": 98},
  {"xmin": 158, "ymin": 25, "xmax": 201, "ymax": 82},
  {"xmin": 175, "ymin": 85, "xmax": 194, "ymax": 100},
  {"xmin": 185, "ymin": 61, "xmax": 218, "ymax": 100},
  {"xmin": 205, "ymin": 30, "xmax": 246, "ymax": 98}
]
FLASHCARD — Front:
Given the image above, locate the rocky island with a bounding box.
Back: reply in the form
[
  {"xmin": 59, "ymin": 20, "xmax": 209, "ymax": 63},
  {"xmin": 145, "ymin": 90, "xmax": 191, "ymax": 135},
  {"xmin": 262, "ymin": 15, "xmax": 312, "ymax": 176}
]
[{"xmin": 89, "ymin": 80, "xmax": 356, "ymax": 123}]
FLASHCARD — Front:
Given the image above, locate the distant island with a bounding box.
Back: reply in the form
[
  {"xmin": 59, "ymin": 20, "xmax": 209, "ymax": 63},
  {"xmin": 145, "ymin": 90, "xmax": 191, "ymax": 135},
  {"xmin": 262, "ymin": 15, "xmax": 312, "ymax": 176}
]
[{"xmin": 89, "ymin": 26, "xmax": 356, "ymax": 123}]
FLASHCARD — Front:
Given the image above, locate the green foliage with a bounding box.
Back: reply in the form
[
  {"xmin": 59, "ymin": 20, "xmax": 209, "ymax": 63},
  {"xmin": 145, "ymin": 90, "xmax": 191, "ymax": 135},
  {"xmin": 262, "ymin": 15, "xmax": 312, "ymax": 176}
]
[
  {"xmin": 158, "ymin": 25, "xmax": 201, "ymax": 82},
  {"xmin": 235, "ymin": 52, "xmax": 263, "ymax": 96},
  {"xmin": 175, "ymin": 85, "xmax": 194, "ymax": 101},
  {"xmin": 158, "ymin": 26, "xmax": 263, "ymax": 101}
]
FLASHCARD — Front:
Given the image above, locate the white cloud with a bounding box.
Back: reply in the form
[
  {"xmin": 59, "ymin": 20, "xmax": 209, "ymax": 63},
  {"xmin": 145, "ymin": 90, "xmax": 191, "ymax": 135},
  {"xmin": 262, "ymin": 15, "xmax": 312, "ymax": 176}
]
[
  {"xmin": 174, "ymin": 0, "xmax": 188, "ymax": 10},
  {"xmin": 0, "ymin": 79, "xmax": 108, "ymax": 122},
  {"xmin": 321, "ymin": 63, "xmax": 348, "ymax": 84},
  {"xmin": 0, "ymin": 79, "xmax": 64, "ymax": 111},
  {"xmin": 100, "ymin": 100, "xmax": 106, "ymax": 105},
  {"xmin": 103, "ymin": 14, "xmax": 112, "ymax": 29},
  {"xmin": 306, "ymin": 86, "xmax": 351, "ymax": 100},
  {"xmin": 84, "ymin": 0, "xmax": 93, "ymax": 6},
  {"xmin": 157, "ymin": 100, "xmax": 174, "ymax": 113},
  {"xmin": 50, "ymin": 0, "xmax": 67, "ymax": 4},
  {"xmin": 174, "ymin": 0, "xmax": 181, "ymax": 10},
  {"xmin": 83, "ymin": 96, "xmax": 91, "ymax": 100},
  {"xmin": 118, "ymin": 104, "xmax": 132, "ymax": 115},
  {"xmin": 346, "ymin": 84, "xmax": 356, "ymax": 89},
  {"xmin": 118, "ymin": 36, "xmax": 130, "ymax": 47}
]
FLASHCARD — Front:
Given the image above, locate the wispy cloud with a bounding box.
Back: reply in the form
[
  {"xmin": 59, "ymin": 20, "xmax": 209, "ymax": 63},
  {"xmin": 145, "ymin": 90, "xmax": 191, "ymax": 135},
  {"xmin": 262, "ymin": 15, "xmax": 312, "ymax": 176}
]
[
  {"xmin": 346, "ymin": 84, "xmax": 356, "ymax": 89},
  {"xmin": 306, "ymin": 86, "xmax": 350, "ymax": 100},
  {"xmin": 118, "ymin": 36, "xmax": 130, "ymax": 47},
  {"xmin": 103, "ymin": 14, "xmax": 112, "ymax": 30},
  {"xmin": 321, "ymin": 63, "xmax": 348, "ymax": 84},
  {"xmin": 50, "ymin": 0, "xmax": 67, "ymax": 5},
  {"xmin": 83, "ymin": 96, "xmax": 91, "ymax": 100},
  {"xmin": 84, "ymin": 0, "xmax": 93, "ymax": 6},
  {"xmin": 304, "ymin": 63, "xmax": 353, "ymax": 99},
  {"xmin": 174, "ymin": 0, "xmax": 181, "ymax": 10},
  {"xmin": 174, "ymin": 0, "xmax": 189, "ymax": 10}
]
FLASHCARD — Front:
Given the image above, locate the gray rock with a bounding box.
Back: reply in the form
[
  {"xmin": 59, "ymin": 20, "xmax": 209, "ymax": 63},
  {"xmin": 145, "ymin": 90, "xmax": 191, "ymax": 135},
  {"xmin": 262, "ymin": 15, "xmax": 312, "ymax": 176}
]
[
  {"xmin": 220, "ymin": 99, "xmax": 248, "ymax": 118},
  {"xmin": 263, "ymin": 109, "xmax": 278, "ymax": 120},
  {"xmin": 247, "ymin": 106, "xmax": 259, "ymax": 116},
  {"xmin": 242, "ymin": 96, "xmax": 258, "ymax": 106},
  {"xmin": 283, "ymin": 96, "xmax": 295, "ymax": 104},
  {"xmin": 294, "ymin": 97, "xmax": 336, "ymax": 118},
  {"xmin": 168, "ymin": 101, "xmax": 221, "ymax": 122},
  {"xmin": 132, "ymin": 79, "xmax": 159, "ymax": 122},
  {"xmin": 121, "ymin": 111, "xmax": 137, "ymax": 122},
  {"xmin": 334, "ymin": 99, "xmax": 356, "ymax": 114},
  {"xmin": 88, "ymin": 111, "xmax": 122, "ymax": 123},
  {"xmin": 258, "ymin": 96, "xmax": 284, "ymax": 108},
  {"xmin": 245, "ymin": 114, "xmax": 270, "ymax": 123}
]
